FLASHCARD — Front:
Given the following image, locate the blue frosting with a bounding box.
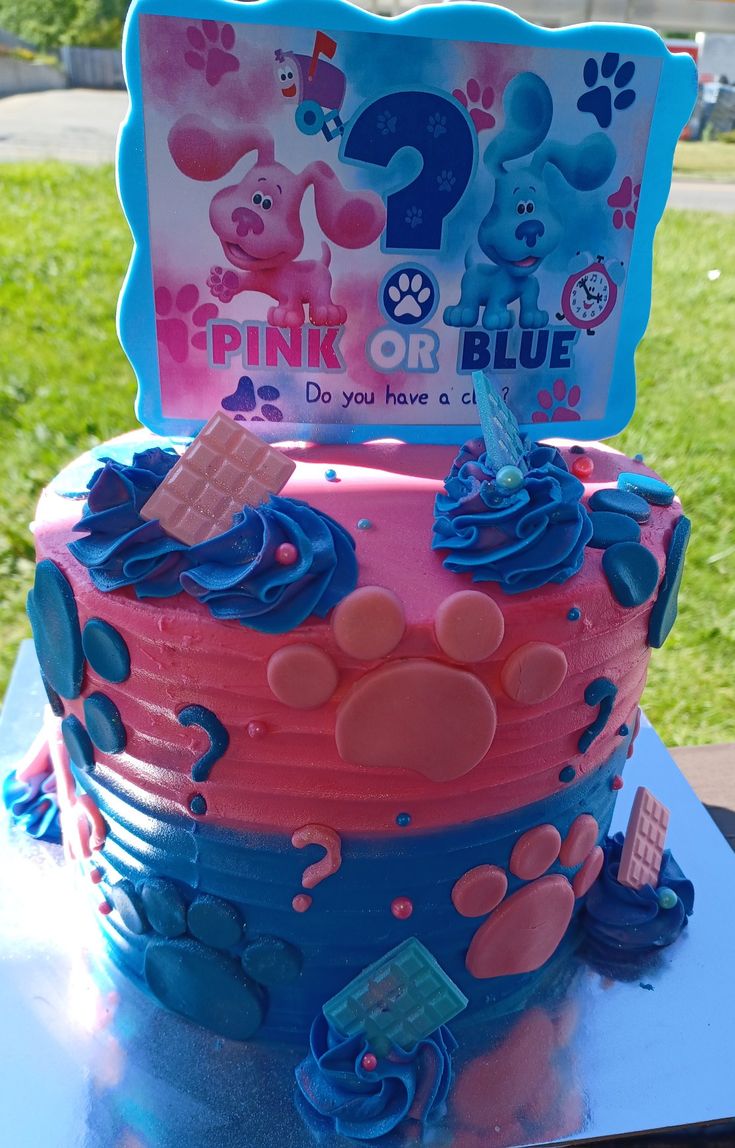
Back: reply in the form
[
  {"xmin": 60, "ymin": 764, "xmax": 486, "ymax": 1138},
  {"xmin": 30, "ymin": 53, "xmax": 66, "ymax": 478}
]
[
  {"xmin": 296, "ymin": 1012, "xmax": 456, "ymax": 1141},
  {"xmin": 584, "ymin": 833, "xmax": 694, "ymax": 952},
  {"xmin": 432, "ymin": 437, "xmax": 592, "ymax": 594},
  {"xmin": 69, "ymin": 450, "xmax": 358, "ymax": 633},
  {"xmin": 2, "ymin": 766, "xmax": 61, "ymax": 843}
]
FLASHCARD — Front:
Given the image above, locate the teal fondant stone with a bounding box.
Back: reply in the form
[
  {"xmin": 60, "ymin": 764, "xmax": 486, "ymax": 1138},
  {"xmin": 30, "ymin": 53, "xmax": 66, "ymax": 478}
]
[
  {"xmin": 241, "ymin": 936, "xmax": 302, "ymax": 986},
  {"xmin": 589, "ymin": 489, "xmax": 650, "ymax": 523},
  {"xmin": 617, "ymin": 471, "xmax": 675, "ymax": 506},
  {"xmin": 144, "ymin": 939, "xmax": 265, "ymax": 1040},
  {"xmin": 187, "ymin": 895, "xmax": 243, "ymax": 950},
  {"xmin": 61, "ymin": 714, "xmax": 95, "ymax": 771},
  {"xmin": 140, "ymin": 879, "xmax": 187, "ymax": 938},
  {"xmin": 82, "ymin": 618, "xmax": 131, "ymax": 683},
  {"xmin": 108, "ymin": 879, "xmax": 148, "ymax": 935},
  {"xmin": 27, "ymin": 560, "xmax": 83, "ymax": 699},
  {"xmin": 602, "ymin": 543, "xmax": 660, "ymax": 608},
  {"xmin": 588, "ymin": 511, "xmax": 641, "ymax": 550},
  {"xmin": 84, "ymin": 693, "xmax": 127, "ymax": 754},
  {"xmin": 648, "ymin": 516, "xmax": 691, "ymax": 648}
]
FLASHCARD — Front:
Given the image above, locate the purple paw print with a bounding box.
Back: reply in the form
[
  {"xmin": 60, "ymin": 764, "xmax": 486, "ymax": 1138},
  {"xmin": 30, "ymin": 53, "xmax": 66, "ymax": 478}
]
[
  {"xmin": 155, "ymin": 284, "xmax": 219, "ymax": 364},
  {"xmin": 531, "ymin": 379, "xmax": 582, "ymax": 424},
  {"xmin": 222, "ymin": 376, "xmax": 284, "ymax": 423},
  {"xmin": 207, "ymin": 267, "xmax": 239, "ymax": 304},
  {"xmin": 453, "ymin": 78, "xmax": 495, "ymax": 133},
  {"xmin": 607, "ymin": 176, "xmax": 640, "ymax": 231},
  {"xmin": 185, "ymin": 21, "xmax": 239, "ymax": 87}
]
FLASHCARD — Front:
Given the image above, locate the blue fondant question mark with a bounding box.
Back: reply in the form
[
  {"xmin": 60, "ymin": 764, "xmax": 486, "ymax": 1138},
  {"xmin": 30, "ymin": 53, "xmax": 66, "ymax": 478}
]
[
  {"xmin": 578, "ymin": 677, "xmax": 618, "ymax": 753},
  {"xmin": 178, "ymin": 705, "xmax": 229, "ymax": 782},
  {"xmin": 342, "ymin": 90, "xmax": 476, "ymax": 252}
]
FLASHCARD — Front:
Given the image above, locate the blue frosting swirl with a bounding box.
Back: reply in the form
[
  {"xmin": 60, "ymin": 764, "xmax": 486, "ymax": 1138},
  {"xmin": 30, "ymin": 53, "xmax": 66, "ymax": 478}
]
[
  {"xmin": 584, "ymin": 833, "xmax": 694, "ymax": 952},
  {"xmin": 69, "ymin": 449, "xmax": 358, "ymax": 633},
  {"xmin": 2, "ymin": 767, "xmax": 61, "ymax": 843},
  {"xmin": 432, "ymin": 437, "xmax": 592, "ymax": 594},
  {"xmin": 295, "ymin": 1013, "xmax": 457, "ymax": 1141}
]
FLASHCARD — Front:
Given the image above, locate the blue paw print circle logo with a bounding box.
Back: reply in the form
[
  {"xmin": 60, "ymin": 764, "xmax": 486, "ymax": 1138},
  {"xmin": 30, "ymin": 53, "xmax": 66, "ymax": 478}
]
[{"xmin": 380, "ymin": 264, "xmax": 439, "ymax": 327}]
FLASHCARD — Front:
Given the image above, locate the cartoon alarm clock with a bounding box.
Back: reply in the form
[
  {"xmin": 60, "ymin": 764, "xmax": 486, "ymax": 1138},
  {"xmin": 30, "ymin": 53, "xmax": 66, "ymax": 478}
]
[{"xmin": 557, "ymin": 255, "xmax": 625, "ymax": 334}]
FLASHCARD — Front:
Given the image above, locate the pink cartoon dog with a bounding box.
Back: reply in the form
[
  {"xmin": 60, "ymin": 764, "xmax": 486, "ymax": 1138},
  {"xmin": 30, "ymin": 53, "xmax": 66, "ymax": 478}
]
[{"xmin": 168, "ymin": 114, "xmax": 385, "ymax": 327}]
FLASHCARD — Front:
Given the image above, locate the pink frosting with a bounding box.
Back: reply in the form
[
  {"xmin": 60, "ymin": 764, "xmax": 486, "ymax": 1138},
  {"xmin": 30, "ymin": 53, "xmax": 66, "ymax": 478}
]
[{"xmin": 33, "ymin": 437, "xmax": 679, "ymax": 834}]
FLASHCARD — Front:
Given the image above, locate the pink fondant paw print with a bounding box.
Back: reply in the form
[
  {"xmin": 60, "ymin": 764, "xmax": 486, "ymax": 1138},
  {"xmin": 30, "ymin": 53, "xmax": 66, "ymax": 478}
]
[
  {"xmin": 532, "ymin": 379, "xmax": 581, "ymax": 424},
  {"xmin": 453, "ymin": 78, "xmax": 496, "ymax": 132},
  {"xmin": 607, "ymin": 176, "xmax": 640, "ymax": 230},
  {"xmin": 155, "ymin": 284, "xmax": 219, "ymax": 364},
  {"xmin": 452, "ymin": 817, "xmax": 604, "ymax": 980},
  {"xmin": 207, "ymin": 266, "xmax": 240, "ymax": 304},
  {"xmin": 185, "ymin": 21, "xmax": 239, "ymax": 87}
]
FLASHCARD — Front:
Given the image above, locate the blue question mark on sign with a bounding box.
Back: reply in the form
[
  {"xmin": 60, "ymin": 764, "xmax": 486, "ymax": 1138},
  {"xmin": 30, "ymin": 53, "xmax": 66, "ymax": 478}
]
[{"xmin": 342, "ymin": 89, "xmax": 476, "ymax": 252}]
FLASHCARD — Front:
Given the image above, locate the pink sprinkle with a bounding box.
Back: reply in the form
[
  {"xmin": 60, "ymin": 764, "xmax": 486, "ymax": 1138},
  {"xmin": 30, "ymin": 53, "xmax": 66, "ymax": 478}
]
[
  {"xmin": 361, "ymin": 1053, "xmax": 378, "ymax": 1072},
  {"xmin": 98, "ymin": 901, "xmax": 112, "ymax": 916},
  {"xmin": 391, "ymin": 897, "xmax": 413, "ymax": 920},
  {"xmin": 276, "ymin": 542, "xmax": 298, "ymax": 566},
  {"xmin": 247, "ymin": 721, "xmax": 267, "ymax": 739},
  {"xmin": 572, "ymin": 456, "xmax": 594, "ymax": 480},
  {"xmin": 612, "ymin": 775, "xmax": 624, "ymax": 791},
  {"xmin": 292, "ymin": 893, "xmax": 313, "ymax": 913},
  {"xmin": 90, "ymin": 868, "xmax": 103, "ymax": 885}
]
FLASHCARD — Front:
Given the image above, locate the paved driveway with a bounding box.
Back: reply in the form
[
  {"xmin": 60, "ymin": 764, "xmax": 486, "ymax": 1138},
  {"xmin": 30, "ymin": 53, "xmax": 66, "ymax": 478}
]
[{"xmin": 1, "ymin": 89, "xmax": 734, "ymax": 214}]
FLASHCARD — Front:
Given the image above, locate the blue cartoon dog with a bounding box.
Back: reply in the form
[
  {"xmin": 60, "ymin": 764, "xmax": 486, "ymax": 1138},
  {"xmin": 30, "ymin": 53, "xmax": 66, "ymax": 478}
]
[{"xmin": 444, "ymin": 72, "xmax": 616, "ymax": 331}]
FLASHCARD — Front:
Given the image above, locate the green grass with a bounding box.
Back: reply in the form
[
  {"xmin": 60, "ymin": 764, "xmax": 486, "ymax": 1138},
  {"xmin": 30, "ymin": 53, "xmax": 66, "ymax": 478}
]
[
  {"xmin": 674, "ymin": 140, "xmax": 735, "ymax": 182},
  {"xmin": 1, "ymin": 164, "xmax": 733, "ymax": 746}
]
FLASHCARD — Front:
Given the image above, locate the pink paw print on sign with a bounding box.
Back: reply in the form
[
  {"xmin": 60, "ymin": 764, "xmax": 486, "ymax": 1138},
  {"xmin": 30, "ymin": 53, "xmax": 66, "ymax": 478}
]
[
  {"xmin": 452, "ymin": 816, "xmax": 604, "ymax": 979},
  {"xmin": 185, "ymin": 21, "xmax": 239, "ymax": 87},
  {"xmin": 155, "ymin": 284, "xmax": 219, "ymax": 364},
  {"xmin": 453, "ymin": 78, "xmax": 496, "ymax": 133},
  {"xmin": 207, "ymin": 266, "xmax": 240, "ymax": 305},
  {"xmin": 532, "ymin": 379, "xmax": 581, "ymax": 424},
  {"xmin": 607, "ymin": 176, "xmax": 640, "ymax": 230}
]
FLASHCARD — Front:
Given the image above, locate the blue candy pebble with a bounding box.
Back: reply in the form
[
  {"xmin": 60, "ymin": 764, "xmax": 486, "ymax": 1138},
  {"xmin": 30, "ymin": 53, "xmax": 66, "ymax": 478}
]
[
  {"xmin": 617, "ymin": 471, "xmax": 675, "ymax": 507},
  {"xmin": 602, "ymin": 542, "xmax": 660, "ymax": 608},
  {"xmin": 588, "ymin": 511, "xmax": 641, "ymax": 550},
  {"xmin": 588, "ymin": 488, "xmax": 650, "ymax": 523},
  {"xmin": 648, "ymin": 516, "xmax": 691, "ymax": 648}
]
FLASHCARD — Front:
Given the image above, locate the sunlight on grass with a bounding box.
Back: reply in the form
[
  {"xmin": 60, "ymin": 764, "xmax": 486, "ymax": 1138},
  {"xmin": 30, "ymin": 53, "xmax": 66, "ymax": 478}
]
[
  {"xmin": 0, "ymin": 164, "xmax": 732, "ymax": 746},
  {"xmin": 674, "ymin": 140, "xmax": 735, "ymax": 183}
]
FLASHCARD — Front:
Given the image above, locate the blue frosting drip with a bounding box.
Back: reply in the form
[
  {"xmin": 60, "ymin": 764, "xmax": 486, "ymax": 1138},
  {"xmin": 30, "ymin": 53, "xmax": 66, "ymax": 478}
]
[
  {"xmin": 584, "ymin": 833, "xmax": 694, "ymax": 952},
  {"xmin": 432, "ymin": 437, "xmax": 592, "ymax": 594},
  {"xmin": 296, "ymin": 1012, "xmax": 456, "ymax": 1141},
  {"xmin": 69, "ymin": 451, "xmax": 358, "ymax": 634},
  {"xmin": 2, "ymin": 767, "xmax": 61, "ymax": 843}
]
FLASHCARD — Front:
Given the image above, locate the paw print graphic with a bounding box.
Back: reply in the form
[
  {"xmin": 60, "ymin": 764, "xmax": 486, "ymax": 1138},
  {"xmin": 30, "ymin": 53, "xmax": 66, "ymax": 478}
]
[
  {"xmin": 607, "ymin": 176, "xmax": 640, "ymax": 230},
  {"xmin": 453, "ymin": 78, "xmax": 496, "ymax": 133},
  {"xmin": 207, "ymin": 266, "xmax": 240, "ymax": 304},
  {"xmin": 437, "ymin": 169, "xmax": 456, "ymax": 194},
  {"xmin": 383, "ymin": 268, "xmax": 437, "ymax": 325},
  {"xmin": 155, "ymin": 284, "xmax": 219, "ymax": 364},
  {"xmin": 221, "ymin": 376, "xmax": 284, "ymax": 423},
  {"xmin": 452, "ymin": 818, "xmax": 604, "ymax": 980},
  {"xmin": 532, "ymin": 379, "xmax": 581, "ymax": 424},
  {"xmin": 426, "ymin": 112, "xmax": 447, "ymax": 138},
  {"xmin": 404, "ymin": 205, "xmax": 423, "ymax": 230},
  {"xmin": 185, "ymin": 21, "xmax": 239, "ymax": 87},
  {"xmin": 577, "ymin": 54, "xmax": 636, "ymax": 129},
  {"xmin": 376, "ymin": 109, "xmax": 397, "ymax": 135}
]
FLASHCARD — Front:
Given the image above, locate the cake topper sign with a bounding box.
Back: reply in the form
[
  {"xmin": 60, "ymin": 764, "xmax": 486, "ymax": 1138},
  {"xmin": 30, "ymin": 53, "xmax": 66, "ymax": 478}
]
[{"xmin": 118, "ymin": 0, "xmax": 695, "ymax": 443}]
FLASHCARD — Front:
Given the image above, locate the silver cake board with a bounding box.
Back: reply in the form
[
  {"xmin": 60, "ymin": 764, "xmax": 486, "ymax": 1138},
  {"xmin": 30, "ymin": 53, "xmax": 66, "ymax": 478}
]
[{"xmin": 1, "ymin": 640, "xmax": 734, "ymax": 1148}]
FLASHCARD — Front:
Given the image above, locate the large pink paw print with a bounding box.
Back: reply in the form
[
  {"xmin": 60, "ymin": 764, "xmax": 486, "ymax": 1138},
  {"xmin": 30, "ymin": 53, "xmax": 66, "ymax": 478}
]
[
  {"xmin": 185, "ymin": 21, "xmax": 239, "ymax": 87},
  {"xmin": 452, "ymin": 817, "xmax": 604, "ymax": 979},
  {"xmin": 532, "ymin": 379, "xmax": 581, "ymax": 424},
  {"xmin": 266, "ymin": 589, "xmax": 568, "ymax": 785},
  {"xmin": 207, "ymin": 266, "xmax": 240, "ymax": 305},
  {"xmin": 155, "ymin": 284, "xmax": 218, "ymax": 364},
  {"xmin": 607, "ymin": 176, "xmax": 640, "ymax": 230},
  {"xmin": 453, "ymin": 78, "xmax": 496, "ymax": 133}
]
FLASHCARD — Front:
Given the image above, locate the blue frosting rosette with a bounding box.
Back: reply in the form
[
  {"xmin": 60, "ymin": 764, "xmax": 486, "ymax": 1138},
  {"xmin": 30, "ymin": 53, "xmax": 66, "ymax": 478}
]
[
  {"xmin": 432, "ymin": 437, "xmax": 592, "ymax": 594},
  {"xmin": 69, "ymin": 448, "xmax": 358, "ymax": 633},
  {"xmin": 296, "ymin": 1013, "xmax": 457, "ymax": 1141},
  {"xmin": 2, "ymin": 767, "xmax": 61, "ymax": 843}
]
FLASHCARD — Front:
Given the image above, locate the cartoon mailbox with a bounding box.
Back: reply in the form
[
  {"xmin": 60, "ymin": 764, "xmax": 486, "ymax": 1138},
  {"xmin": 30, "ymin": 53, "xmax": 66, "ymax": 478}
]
[{"xmin": 275, "ymin": 31, "xmax": 347, "ymax": 141}]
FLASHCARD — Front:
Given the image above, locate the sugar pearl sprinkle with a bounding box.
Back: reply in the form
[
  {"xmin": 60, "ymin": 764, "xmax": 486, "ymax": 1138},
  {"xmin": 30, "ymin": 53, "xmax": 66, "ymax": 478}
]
[
  {"xmin": 495, "ymin": 465, "xmax": 524, "ymax": 493},
  {"xmin": 361, "ymin": 1053, "xmax": 378, "ymax": 1072},
  {"xmin": 325, "ymin": 468, "xmax": 338, "ymax": 482},
  {"xmin": 275, "ymin": 542, "xmax": 298, "ymax": 566},
  {"xmin": 247, "ymin": 721, "xmax": 267, "ymax": 739},
  {"xmin": 391, "ymin": 897, "xmax": 413, "ymax": 919},
  {"xmin": 571, "ymin": 455, "xmax": 594, "ymax": 480},
  {"xmin": 357, "ymin": 518, "xmax": 372, "ymax": 531},
  {"xmin": 611, "ymin": 775, "xmax": 624, "ymax": 791}
]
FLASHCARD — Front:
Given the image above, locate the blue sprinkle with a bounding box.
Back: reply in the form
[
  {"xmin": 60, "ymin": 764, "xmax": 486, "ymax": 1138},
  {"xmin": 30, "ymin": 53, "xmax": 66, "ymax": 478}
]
[
  {"xmin": 648, "ymin": 516, "xmax": 691, "ymax": 648},
  {"xmin": 84, "ymin": 692, "xmax": 127, "ymax": 754},
  {"xmin": 357, "ymin": 518, "xmax": 372, "ymax": 531},
  {"xmin": 588, "ymin": 489, "xmax": 651, "ymax": 523},
  {"xmin": 27, "ymin": 560, "xmax": 83, "ymax": 700},
  {"xmin": 588, "ymin": 511, "xmax": 641, "ymax": 550},
  {"xmin": 325, "ymin": 468, "xmax": 338, "ymax": 482},
  {"xmin": 189, "ymin": 794, "xmax": 207, "ymax": 815},
  {"xmin": 559, "ymin": 765, "xmax": 576, "ymax": 783},
  {"xmin": 618, "ymin": 723, "xmax": 629, "ymax": 736},
  {"xmin": 396, "ymin": 812, "xmax": 412, "ymax": 827},
  {"xmin": 82, "ymin": 618, "xmax": 131, "ymax": 683},
  {"xmin": 634, "ymin": 453, "xmax": 644, "ymax": 463},
  {"xmin": 617, "ymin": 471, "xmax": 674, "ymax": 507},
  {"xmin": 61, "ymin": 714, "xmax": 95, "ymax": 772},
  {"xmin": 567, "ymin": 607, "xmax": 581, "ymax": 622},
  {"xmin": 602, "ymin": 542, "xmax": 660, "ymax": 608}
]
